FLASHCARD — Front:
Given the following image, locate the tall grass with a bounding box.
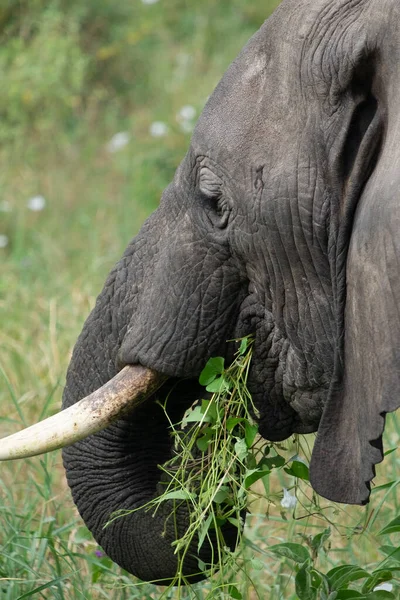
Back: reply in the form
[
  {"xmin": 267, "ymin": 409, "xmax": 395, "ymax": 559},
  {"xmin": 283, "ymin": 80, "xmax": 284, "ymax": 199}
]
[{"xmin": 0, "ymin": 0, "xmax": 399, "ymax": 598}]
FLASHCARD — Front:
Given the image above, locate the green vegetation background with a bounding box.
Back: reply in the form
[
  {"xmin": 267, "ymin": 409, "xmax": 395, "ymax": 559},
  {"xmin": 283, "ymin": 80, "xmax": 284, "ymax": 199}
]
[{"xmin": 0, "ymin": 1, "xmax": 399, "ymax": 598}]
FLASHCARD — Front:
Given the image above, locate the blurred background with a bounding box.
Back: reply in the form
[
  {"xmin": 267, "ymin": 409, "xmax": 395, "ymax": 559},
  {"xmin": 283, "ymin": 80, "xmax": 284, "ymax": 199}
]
[
  {"xmin": 0, "ymin": 1, "xmax": 399, "ymax": 599},
  {"xmin": 0, "ymin": 2, "xmax": 283, "ymax": 597},
  {"xmin": 0, "ymin": 0, "xmax": 280, "ymax": 446},
  {"xmin": 0, "ymin": 0, "xmax": 280, "ymax": 392}
]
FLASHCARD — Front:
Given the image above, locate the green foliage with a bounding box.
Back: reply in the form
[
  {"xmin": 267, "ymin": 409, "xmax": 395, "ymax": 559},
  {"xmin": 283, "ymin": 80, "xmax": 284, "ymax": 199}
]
[
  {"xmin": 0, "ymin": 0, "xmax": 281, "ymax": 142},
  {"xmin": 108, "ymin": 338, "xmax": 263, "ymax": 592},
  {"xmin": 0, "ymin": 4, "xmax": 88, "ymax": 140},
  {"xmin": 108, "ymin": 344, "xmax": 400, "ymax": 599}
]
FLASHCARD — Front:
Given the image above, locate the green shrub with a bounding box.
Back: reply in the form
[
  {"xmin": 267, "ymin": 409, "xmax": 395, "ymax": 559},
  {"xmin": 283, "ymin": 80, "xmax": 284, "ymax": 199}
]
[
  {"xmin": 0, "ymin": 0, "xmax": 280, "ymax": 141},
  {"xmin": 0, "ymin": 7, "xmax": 87, "ymax": 140}
]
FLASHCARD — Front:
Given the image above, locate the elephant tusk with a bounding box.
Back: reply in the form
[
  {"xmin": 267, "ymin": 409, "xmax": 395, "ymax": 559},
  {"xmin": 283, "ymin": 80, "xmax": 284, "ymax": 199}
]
[{"xmin": 0, "ymin": 365, "xmax": 166, "ymax": 460}]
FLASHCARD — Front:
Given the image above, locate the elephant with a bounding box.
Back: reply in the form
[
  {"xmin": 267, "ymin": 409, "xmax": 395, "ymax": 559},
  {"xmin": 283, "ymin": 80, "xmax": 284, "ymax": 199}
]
[{"xmin": 1, "ymin": 0, "xmax": 400, "ymax": 585}]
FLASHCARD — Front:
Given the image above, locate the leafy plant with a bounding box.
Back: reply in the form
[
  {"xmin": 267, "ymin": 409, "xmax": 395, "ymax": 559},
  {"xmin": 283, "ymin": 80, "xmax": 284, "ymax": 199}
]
[
  {"xmin": 108, "ymin": 339, "xmax": 400, "ymax": 599},
  {"xmin": 108, "ymin": 338, "xmax": 263, "ymax": 593}
]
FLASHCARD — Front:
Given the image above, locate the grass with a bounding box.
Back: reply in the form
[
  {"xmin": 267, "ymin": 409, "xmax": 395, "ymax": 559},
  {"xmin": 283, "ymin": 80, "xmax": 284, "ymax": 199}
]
[
  {"xmin": 0, "ymin": 0, "xmax": 399, "ymax": 598},
  {"xmin": 106, "ymin": 339, "xmax": 257, "ymax": 592}
]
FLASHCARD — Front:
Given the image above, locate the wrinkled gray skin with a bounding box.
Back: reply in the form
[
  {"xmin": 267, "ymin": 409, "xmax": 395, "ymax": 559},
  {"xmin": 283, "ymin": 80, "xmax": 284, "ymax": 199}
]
[{"xmin": 63, "ymin": 0, "xmax": 400, "ymax": 584}]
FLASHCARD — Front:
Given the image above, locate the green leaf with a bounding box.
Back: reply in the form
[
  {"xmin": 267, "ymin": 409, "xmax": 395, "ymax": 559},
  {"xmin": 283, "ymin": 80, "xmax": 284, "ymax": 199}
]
[
  {"xmin": 384, "ymin": 447, "xmax": 398, "ymax": 457},
  {"xmin": 362, "ymin": 570, "xmax": 393, "ymax": 594},
  {"xmin": 154, "ymin": 490, "xmax": 195, "ymax": 503},
  {"xmin": 379, "ymin": 545, "xmax": 400, "ymax": 563},
  {"xmin": 228, "ymin": 585, "xmax": 242, "ymax": 600},
  {"xmin": 226, "ymin": 416, "xmax": 245, "ymax": 431},
  {"xmin": 379, "ymin": 516, "xmax": 400, "ymax": 536},
  {"xmin": 197, "ymin": 558, "xmax": 207, "ymax": 572},
  {"xmin": 311, "ymin": 528, "xmax": 331, "ymax": 554},
  {"xmin": 196, "ymin": 427, "xmax": 213, "ymax": 451},
  {"xmin": 213, "ymin": 487, "xmax": 230, "ymax": 504},
  {"xmin": 309, "ymin": 569, "xmax": 324, "ymax": 589},
  {"xmin": 244, "ymin": 467, "xmax": 271, "ymax": 489},
  {"xmin": 270, "ymin": 542, "xmax": 311, "ymax": 564},
  {"xmin": 260, "ymin": 453, "xmax": 285, "ymax": 470},
  {"xmin": 196, "ymin": 439, "xmax": 210, "ymax": 452},
  {"xmin": 206, "ymin": 376, "xmax": 231, "ymax": 393},
  {"xmin": 245, "ymin": 421, "xmax": 258, "ymax": 448},
  {"xmin": 228, "ymin": 517, "xmax": 241, "ymax": 528},
  {"xmin": 327, "ymin": 565, "xmax": 369, "ymax": 590},
  {"xmin": 201, "ymin": 398, "xmax": 219, "ymax": 421},
  {"xmin": 335, "ymin": 592, "xmax": 363, "ymax": 599},
  {"xmin": 198, "ymin": 514, "xmax": 213, "ymax": 552},
  {"xmin": 239, "ymin": 337, "xmax": 249, "ymax": 355},
  {"xmin": 183, "ymin": 405, "xmax": 212, "ymax": 424},
  {"xmin": 235, "ymin": 438, "xmax": 248, "ymax": 461},
  {"xmin": 295, "ymin": 561, "xmax": 317, "ymax": 600},
  {"xmin": 246, "ymin": 452, "xmax": 257, "ymax": 469},
  {"xmin": 199, "ymin": 357, "xmax": 225, "ymax": 386},
  {"xmin": 284, "ymin": 460, "xmax": 310, "ymax": 481}
]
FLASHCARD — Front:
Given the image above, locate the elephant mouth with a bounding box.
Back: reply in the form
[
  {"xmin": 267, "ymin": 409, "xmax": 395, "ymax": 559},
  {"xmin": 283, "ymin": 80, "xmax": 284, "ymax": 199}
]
[{"xmin": 0, "ymin": 365, "xmax": 167, "ymax": 461}]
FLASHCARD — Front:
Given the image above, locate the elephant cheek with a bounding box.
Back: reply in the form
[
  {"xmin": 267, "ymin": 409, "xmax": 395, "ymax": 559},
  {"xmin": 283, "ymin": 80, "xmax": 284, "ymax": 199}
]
[{"xmin": 118, "ymin": 269, "xmax": 248, "ymax": 378}]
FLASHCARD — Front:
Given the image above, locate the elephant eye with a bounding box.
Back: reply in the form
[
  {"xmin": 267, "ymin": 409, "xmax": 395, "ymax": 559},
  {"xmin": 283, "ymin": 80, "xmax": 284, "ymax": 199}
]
[{"xmin": 198, "ymin": 166, "xmax": 230, "ymax": 229}]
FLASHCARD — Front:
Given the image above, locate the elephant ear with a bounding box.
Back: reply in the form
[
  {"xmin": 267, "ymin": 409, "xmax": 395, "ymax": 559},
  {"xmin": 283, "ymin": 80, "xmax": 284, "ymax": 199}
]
[{"xmin": 310, "ymin": 142, "xmax": 400, "ymax": 505}]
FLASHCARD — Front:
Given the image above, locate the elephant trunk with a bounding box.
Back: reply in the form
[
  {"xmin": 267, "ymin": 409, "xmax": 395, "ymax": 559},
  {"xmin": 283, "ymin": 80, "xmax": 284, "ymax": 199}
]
[
  {"xmin": 58, "ymin": 205, "xmax": 241, "ymax": 582},
  {"xmin": 62, "ymin": 378, "xmax": 238, "ymax": 583}
]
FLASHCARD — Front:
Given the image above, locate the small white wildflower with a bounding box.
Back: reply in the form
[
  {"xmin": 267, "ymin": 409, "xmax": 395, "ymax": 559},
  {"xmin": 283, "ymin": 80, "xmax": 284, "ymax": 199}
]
[
  {"xmin": 176, "ymin": 52, "xmax": 191, "ymax": 68},
  {"xmin": 0, "ymin": 234, "xmax": 9, "ymax": 248},
  {"xmin": 281, "ymin": 488, "xmax": 297, "ymax": 510},
  {"xmin": 0, "ymin": 201, "xmax": 11, "ymax": 212},
  {"xmin": 373, "ymin": 582, "xmax": 393, "ymax": 592},
  {"xmin": 27, "ymin": 195, "xmax": 46, "ymax": 211},
  {"xmin": 107, "ymin": 131, "xmax": 130, "ymax": 153},
  {"xmin": 141, "ymin": 0, "xmax": 159, "ymax": 4},
  {"xmin": 179, "ymin": 120, "xmax": 194, "ymax": 134},
  {"xmin": 177, "ymin": 105, "xmax": 196, "ymax": 122},
  {"xmin": 149, "ymin": 121, "xmax": 169, "ymax": 138}
]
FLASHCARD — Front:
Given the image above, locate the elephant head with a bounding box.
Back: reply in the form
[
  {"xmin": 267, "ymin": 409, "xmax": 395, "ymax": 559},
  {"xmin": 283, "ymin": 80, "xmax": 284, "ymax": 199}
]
[{"xmin": 1, "ymin": 0, "xmax": 400, "ymax": 584}]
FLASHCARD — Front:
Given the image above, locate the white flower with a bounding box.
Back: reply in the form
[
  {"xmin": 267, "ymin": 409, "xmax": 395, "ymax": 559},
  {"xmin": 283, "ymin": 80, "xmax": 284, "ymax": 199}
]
[
  {"xmin": 179, "ymin": 120, "xmax": 195, "ymax": 134},
  {"xmin": 177, "ymin": 105, "xmax": 196, "ymax": 121},
  {"xmin": 141, "ymin": 0, "xmax": 159, "ymax": 4},
  {"xmin": 373, "ymin": 582, "xmax": 393, "ymax": 592},
  {"xmin": 27, "ymin": 195, "xmax": 46, "ymax": 211},
  {"xmin": 0, "ymin": 201, "xmax": 11, "ymax": 212},
  {"xmin": 176, "ymin": 105, "xmax": 196, "ymax": 134},
  {"xmin": 107, "ymin": 131, "xmax": 130, "ymax": 153},
  {"xmin": 176, "ymin": 52, "xmax": 191, "ymax": 68},
  {"xmin": 149, "ymin": 121, "xmax": 169, "ymax": 137},
  {"xmin": 281, "ymin": 488, "xmax": 297, "ymax": 510},
  {"xmin": 0, "ymin": 234, "xmax": 9, "ymax": 248}
]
